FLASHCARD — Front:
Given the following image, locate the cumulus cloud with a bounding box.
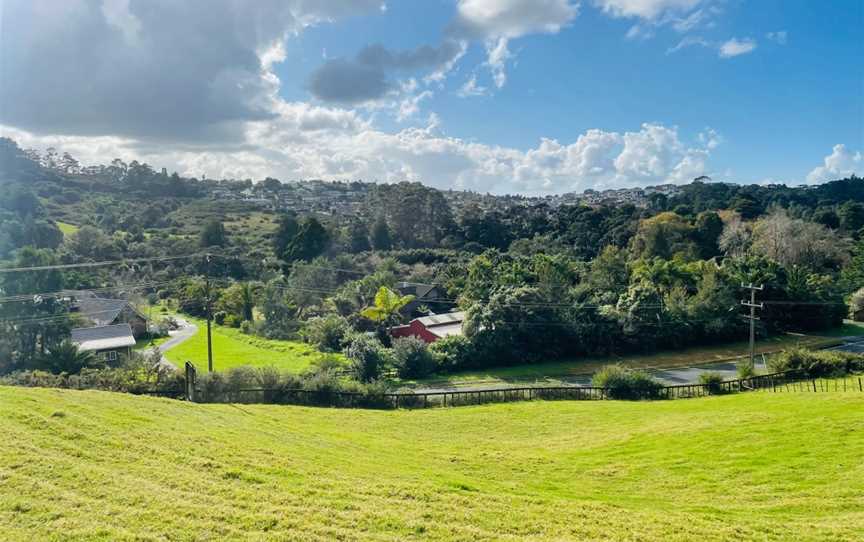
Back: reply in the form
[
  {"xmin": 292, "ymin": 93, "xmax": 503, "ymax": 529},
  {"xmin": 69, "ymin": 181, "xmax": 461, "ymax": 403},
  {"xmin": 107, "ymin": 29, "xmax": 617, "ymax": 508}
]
[
  {"xmin": 594, "ymin": 0, "xmax": 703, "ymax": 20},
  {"xmin": 0, "ymin": 0, "xmax": 724, "ymax": 195},
  {"xmin": 806, "ymin": 144, "xmax": 862, "ymax": 185},
  {"xmin": 3, "ymin": 119, "xmax": 720, "ymax": 195},
  {"xmin": 0, "ymin": 0, "xmax": 382, "ymax": 141},
  {"xmin": 450, "ymin": 0, "xmax": 578, "ymax": 91},
  {"xmin": 307, "ymin": 40, "xmax": 466, "ymax": 104},
  {"xmin": 718, "ymin": 37, "xmax": 757, "ymax": 58}
]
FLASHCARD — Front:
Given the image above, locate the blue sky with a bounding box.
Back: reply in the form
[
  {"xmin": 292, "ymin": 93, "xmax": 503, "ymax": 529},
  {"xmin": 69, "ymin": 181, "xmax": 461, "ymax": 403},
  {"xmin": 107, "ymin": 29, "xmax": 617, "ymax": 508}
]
[{"xmin": 1, "ymin": 0, "xmax": 862, "ymax": 193}]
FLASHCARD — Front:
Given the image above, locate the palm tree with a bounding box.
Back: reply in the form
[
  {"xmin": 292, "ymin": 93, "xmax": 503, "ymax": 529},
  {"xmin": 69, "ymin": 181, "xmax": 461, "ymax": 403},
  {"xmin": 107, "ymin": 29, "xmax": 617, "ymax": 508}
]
[
  {"xmin": 361, "ymin": 286, "xmax": 415, "ymax": 338},
  {"xmin": 37, "ymin": 340, "xmax": 99, "ymax": 374},
  {"xmin": 239, "ymin": 282, "xmax": 256, "ymax": 322}
]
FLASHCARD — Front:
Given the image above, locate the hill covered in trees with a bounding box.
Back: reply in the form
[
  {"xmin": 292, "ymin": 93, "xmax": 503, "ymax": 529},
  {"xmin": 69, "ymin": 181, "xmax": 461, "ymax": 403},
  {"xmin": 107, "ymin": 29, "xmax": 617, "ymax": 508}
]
[{"xmin": 1, "ymin": 136, "xmax": 863, "ymax": 377}]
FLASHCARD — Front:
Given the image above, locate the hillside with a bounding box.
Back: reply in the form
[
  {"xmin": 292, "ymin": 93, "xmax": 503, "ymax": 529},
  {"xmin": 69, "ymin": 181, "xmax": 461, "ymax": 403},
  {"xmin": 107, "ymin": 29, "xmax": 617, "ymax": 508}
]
[{"xmin": 2, "ymin": 387, "xmax": 863, "ymax": 541}]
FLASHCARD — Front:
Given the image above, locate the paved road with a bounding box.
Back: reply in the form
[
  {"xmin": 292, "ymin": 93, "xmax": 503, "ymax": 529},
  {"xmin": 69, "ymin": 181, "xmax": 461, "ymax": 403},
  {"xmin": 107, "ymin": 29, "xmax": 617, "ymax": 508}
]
[
  {"xmin": 410, "ymin": 337, "xmax": 864, "ymax": 393},
  {"xmin": 149, "ymin": 318, "xmax": 197, "ymax": 371}
]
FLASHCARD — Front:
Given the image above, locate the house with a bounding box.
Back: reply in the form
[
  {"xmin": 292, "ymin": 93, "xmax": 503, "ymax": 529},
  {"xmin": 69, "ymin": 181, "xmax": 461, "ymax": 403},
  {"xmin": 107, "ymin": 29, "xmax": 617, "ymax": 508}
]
[
  {"xmin": 70, "ymin": 293, "xmax": 149, "ymax": 338},
  {"xmin": 390, "ymin": 311, "xmax": 465, "ymax": 344},
  {"xmin": 395, "ymin": 282, "xmax": 446, "ymax": 316},
  {"xmin": 70, "ymin": 323, "xmax": 136, "ymax": 362}
]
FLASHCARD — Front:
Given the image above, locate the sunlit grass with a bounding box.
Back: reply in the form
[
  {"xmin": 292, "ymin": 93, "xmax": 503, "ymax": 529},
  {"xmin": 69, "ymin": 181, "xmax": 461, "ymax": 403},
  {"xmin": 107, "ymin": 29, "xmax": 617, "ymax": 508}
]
[
  {"xmin": 55, "ymin": 221, "xmax": 79, "ymax": 237},
  {"xmin": 162, "ymin": 316, "xmax": 339, "ymax": 373},
  {"xmin": 1, "ymin": 386, "xmax": 862, "ymax": 540}
]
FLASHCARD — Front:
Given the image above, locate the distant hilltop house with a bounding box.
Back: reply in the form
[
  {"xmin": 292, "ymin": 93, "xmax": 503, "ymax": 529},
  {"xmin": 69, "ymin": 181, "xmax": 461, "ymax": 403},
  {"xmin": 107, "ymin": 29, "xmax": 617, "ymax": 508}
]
[
  {"xmin": 70, "ymin": 323, "xmax": 136, "ymax": 362},
  {"xmin": 67, "ymin": 291, "xmax": 149, "ymax": 338},
  {"xmin": 391, "ymin": 311, "xmax": 466, "ymax": 344}
]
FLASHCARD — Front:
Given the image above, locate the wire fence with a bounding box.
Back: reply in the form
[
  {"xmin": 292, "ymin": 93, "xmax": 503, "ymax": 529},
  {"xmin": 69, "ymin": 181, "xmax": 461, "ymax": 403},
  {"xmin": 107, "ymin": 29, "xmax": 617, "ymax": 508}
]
[{"xmin": 141, "ymin": 370, "xmax": 863, "ymax": 409}]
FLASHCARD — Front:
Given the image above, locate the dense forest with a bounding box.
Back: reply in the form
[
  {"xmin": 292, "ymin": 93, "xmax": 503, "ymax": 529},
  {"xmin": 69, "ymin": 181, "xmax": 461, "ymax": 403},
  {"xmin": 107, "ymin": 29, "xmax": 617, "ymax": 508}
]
[{"xmin": 1, "ymin": 137, "xmax": 863, "ymax": 379}]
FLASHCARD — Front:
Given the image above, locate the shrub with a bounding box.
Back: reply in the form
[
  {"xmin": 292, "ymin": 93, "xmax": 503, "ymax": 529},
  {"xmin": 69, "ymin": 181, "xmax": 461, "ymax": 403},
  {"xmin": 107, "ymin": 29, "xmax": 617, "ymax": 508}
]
[
  {"xmin": 698, "ymin": 371, "xmax": 726, "ymax": 394},
  {"xmin": 592, "ymin": 365, "xmax": 664, "ymax": 400},
  {"xmin": 736, "ymin": 360, "xmax": 756, "ymax": 379},
  {"xmin": 300, "ymin": 315, "xmax": 351, "ymax": 352},
  {"xmin": 224, "ymin": 314, "xmax": 242, "ymax": 328},
  {"xmin": 392, "ymin": 337, "xmax": 436, "ymax": 379},
  {"xmin": 850, "ymin": 287, "xmax": 864, "ymax": 321},
  {"xmin": 345, "ymin": 334, "xmax": 388, "ymax": 382},
  {"xmin": 213, "ymin": 311, "xmax": 227, "ymax": 325},
  {"xmin": 429, "ymin": 335, "xmax": 473, "ymax": 373},
  {"xmin": 768, "ymin": 347, "xmax": 864, "ymax": 378}
]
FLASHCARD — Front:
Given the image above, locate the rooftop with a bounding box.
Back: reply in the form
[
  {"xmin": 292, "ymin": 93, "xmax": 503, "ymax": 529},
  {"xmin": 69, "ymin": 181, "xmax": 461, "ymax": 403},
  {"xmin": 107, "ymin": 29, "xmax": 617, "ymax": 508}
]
[{"xmin": 70, "ymin": 324, "xmax": 136, "ymax": 352}]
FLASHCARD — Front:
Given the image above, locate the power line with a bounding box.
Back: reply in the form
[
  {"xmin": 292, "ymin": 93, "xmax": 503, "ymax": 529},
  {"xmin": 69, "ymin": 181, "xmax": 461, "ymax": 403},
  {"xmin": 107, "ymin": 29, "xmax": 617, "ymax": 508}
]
[{"xmin": 0, "ymin": 253, "xmax": 203, "ymax": 273}]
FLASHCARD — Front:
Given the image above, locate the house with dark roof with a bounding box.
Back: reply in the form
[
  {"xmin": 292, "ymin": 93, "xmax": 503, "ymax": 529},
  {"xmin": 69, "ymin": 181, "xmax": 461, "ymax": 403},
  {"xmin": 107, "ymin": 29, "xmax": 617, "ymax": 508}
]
[
  {"xmin": 71, "ymin": 323, "xmax": 136, "ymax": 362},
  {"xmin": 390, "ymin": 311, "xmax": 465, "ymax": 344},
  {"xmin": 395, "ymin": 282, "xmax": 447, "ymax": 317},
  {"xmin": 69, "ymin": 292, "xmax": 148, "ymax": 338}
]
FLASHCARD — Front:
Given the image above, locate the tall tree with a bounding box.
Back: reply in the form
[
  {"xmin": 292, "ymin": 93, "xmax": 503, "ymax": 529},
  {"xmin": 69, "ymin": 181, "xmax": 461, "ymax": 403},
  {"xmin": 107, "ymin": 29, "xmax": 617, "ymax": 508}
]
[
  {"xmin": 199, "ymin": 220, "xmax": 227, "ymax": 248},
  {"xmin": 370, "ymin": 215, "xmax": 392, "ymax": 251}
]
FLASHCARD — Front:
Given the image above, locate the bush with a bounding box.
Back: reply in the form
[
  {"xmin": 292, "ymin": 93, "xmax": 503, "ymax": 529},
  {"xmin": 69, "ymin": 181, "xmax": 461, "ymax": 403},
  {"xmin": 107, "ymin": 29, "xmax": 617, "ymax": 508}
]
[
  {"xmin": 736, "ymin": 360, "xmax": 756, "ymax": 379},
  {"xmin": 698, "ymin": 371, "xmax": 726, "ymax": 394},
  {"xmin": 768, "ymin": 347, "xmax": 864, "ymax": 378},
  {"xmin": 429, "ymin": 335, "xmax": 473, "ymax": 373},
  {"xmin": 223, "ymin": 314, "xmax": 242, "ymax": 328},
  {"xmin": 592, "ymin": 365, "xmax": 664, "ymax": 400},
  {"xmin": 300, "ymin": 315, "xmax": 350, "ymax": 352},
  {"xmin": 392, "ymin": 337, "xmax": 436, "ymax": 379},
  {"xmin": 345, "ymin": 334, "xmax": 388, "ymax": 382},
  {"xmin": 850, "ymin": 287, "xmax": 864, "ymax": 321},
  {"xmin": 0, "ymin": 350, "xmax": 183, "ymax": 395},
  {"xmin": 213, "ymin": 311, "xmax": 227, "ymax": 325}
]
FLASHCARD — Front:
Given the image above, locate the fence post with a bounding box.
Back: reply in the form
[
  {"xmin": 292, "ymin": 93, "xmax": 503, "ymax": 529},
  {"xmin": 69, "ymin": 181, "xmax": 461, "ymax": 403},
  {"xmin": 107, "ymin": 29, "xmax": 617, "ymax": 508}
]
[{"xmin": 184, "ymin": 361, "xmax": 197, "ymax": 402}]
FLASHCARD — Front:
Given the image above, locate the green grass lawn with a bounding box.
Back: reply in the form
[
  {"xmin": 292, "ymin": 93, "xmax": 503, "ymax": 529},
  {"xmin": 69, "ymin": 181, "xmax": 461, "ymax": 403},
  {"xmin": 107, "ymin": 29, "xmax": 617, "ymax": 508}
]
[
  {"xmin": 412, "ymin": 332, "xmax": 843, "ymax": 388},
  {"xmin": 55, "ymin": 221, "xmax": 79, "ymax": 237},
  {"xmin": 162, "ymin": 316, "xmax": 339, "ymax": 373},
  {"xmin": 1, "ymin": 386, "xmax": 862, "ymax": 540}
]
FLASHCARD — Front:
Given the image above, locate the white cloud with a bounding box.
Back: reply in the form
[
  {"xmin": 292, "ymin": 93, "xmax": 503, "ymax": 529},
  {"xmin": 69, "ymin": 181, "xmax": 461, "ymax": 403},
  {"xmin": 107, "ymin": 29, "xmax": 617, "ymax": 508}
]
[
  {"xmin": 718, "ymin": 37, "xmax": 757, "ymax": 58},
  {"xmin": 594, "ymin": 0, "xmax": 703, "ymax": 20},
  {"xmin": 3, "ymin": 120, "xmax": 720, "ymax": 195},
  {"xmin": 451, "ymin": 0, "xmax": 578, "ymax": 91},
  {"xmin": 454, "ymin": 0, "xmax": 579, "ymax": 39},
  {"xmin": 666, "ymin": 35, "xmax": 710, "ymax": 54},
  {"xmin": 458, "ymin": 74, "xmax": 488, "ymax": 97},
  {"xmin": 806, "ymin": 144, "xmax": 862, "ymax": 185}
]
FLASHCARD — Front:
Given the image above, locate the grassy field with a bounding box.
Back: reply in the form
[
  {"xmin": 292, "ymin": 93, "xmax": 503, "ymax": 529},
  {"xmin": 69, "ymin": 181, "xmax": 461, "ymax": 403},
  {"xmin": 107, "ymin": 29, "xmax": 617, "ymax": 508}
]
[
  {"xmin": 413, "ymin": 332, "xmax": 844, "ymax": 388},
  {"xmin": 1, "ymin": 386, "xmax": 862, "ymax": 541},
  {"xmin": 55, "ymin": 221, "xmax": 79, "ymax": 237},
  {"xmin": 162, "ymin": 316, "xmax": 339, "ymax": 373}
]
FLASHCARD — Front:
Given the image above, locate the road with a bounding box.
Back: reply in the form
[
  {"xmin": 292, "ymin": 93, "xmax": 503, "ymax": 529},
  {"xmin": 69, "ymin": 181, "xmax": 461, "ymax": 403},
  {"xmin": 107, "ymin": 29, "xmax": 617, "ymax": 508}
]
[
  {"xmin": 410, "ymin": 337, "xmax": 864, "ymax": 393},
  {"xmin": 151, "ymin": 318, "xmax": 197, "ymax": 371}
]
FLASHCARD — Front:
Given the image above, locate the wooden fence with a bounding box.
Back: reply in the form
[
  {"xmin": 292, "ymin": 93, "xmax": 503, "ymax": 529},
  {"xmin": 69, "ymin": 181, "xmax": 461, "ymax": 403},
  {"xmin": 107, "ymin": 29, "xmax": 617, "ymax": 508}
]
[{"xmin": 166, "ymin": 370, "xmax": 863, "ymax": 409}]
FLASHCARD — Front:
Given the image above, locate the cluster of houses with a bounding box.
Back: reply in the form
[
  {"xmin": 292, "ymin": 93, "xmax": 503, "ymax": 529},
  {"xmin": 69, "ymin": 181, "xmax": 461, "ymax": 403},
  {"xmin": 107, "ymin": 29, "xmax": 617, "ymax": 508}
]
[
  {"xmin": 66, "ymin": 292, "xmax": 149, "ymax": 361},
  {"xmin": 208, "ymin": 179, "xmax": 370, "ymax": 216}
]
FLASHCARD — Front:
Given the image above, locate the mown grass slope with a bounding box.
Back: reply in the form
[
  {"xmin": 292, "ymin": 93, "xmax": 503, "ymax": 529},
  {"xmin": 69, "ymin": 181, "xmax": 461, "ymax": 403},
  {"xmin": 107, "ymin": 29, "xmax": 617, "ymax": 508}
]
[{"xmin": 1, "ymin": 387, "xmax": 863, "ymax": 541}]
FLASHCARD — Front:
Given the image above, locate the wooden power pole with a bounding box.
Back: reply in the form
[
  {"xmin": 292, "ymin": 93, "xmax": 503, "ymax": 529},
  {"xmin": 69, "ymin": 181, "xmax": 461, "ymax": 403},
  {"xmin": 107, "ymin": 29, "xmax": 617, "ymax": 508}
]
[
  {"xmin": 741, "ymin": 283, "xmax": 764, "ymax": 369},
  {"xmin": 205, "ymin": 254, "xmax": 214, "ymax": 373}
]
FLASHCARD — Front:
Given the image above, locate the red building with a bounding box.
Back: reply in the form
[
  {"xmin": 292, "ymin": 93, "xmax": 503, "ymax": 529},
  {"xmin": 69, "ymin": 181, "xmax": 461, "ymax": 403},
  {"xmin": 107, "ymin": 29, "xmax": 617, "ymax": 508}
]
[{"xmin": 390, "ymin": 311, "xmax": 465, "ymax": 344}]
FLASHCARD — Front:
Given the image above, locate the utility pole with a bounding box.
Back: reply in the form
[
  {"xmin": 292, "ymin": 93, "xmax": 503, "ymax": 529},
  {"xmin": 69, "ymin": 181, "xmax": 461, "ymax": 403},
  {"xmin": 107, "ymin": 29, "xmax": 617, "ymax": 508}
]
[
  {"xmin": 741, "ymin": 283, "xmax": 764, "ymax": 369},
  {"xmin": 205, "ymin": 254, "xmax": 214, "ymax": 373}
]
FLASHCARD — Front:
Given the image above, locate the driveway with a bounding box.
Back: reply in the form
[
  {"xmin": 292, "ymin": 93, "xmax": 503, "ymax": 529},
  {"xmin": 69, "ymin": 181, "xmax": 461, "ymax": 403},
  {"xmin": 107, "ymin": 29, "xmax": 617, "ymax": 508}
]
[{"xmin": 153, "ymin": 317, "xmax": 198, "ymax": 370}]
